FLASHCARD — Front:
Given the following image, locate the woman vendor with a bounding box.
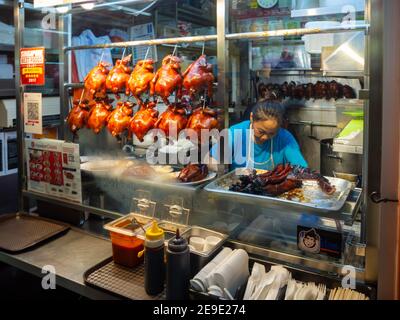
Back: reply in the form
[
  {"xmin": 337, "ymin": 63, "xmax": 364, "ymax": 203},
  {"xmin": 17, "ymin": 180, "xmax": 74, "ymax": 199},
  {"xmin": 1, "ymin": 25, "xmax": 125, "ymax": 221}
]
[{"xmin": 210, "ymin": 101, "xmax": 308, "ymax": 170}]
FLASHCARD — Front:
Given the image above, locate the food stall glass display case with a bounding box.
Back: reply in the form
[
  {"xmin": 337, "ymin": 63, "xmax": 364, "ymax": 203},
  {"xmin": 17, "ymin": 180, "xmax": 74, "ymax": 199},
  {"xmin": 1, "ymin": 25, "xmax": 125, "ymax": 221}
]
[{"xmin": 12, "ymin": 0, "xmax": 385, "ymax": 299}]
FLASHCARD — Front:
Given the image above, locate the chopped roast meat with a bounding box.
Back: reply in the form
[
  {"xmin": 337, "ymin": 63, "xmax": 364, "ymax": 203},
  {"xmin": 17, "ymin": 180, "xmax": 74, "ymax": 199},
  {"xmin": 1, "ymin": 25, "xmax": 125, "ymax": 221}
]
[{"xmin": 178, "ymin": 164, "xmax": 208, "ymax": 183}]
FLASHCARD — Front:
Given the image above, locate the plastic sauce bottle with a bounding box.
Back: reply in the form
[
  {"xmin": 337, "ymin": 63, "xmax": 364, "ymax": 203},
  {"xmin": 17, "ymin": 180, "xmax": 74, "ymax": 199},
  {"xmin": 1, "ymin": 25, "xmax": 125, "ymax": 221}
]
[
  {"xmin": 166, "ymin": 229, "xmax": 190, "ymax": 300},
  {"xmin": 138, "ymin": 220, "xmax": 165, "ymax": 296}
]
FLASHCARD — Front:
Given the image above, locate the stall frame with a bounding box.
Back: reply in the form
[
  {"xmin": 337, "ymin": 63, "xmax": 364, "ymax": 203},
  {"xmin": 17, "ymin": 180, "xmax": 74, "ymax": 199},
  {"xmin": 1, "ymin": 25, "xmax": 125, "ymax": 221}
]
[{"xmin": 13, "ymin": 0, "xmax": 387, "ymax": 292}]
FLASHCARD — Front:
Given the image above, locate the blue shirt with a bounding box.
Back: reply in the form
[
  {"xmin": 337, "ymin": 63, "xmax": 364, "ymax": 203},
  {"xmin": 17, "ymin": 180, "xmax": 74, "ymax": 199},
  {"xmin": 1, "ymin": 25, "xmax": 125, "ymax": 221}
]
[{"xmin": 211, "ymin": 120, "xmax": 308, "ymax": 170}]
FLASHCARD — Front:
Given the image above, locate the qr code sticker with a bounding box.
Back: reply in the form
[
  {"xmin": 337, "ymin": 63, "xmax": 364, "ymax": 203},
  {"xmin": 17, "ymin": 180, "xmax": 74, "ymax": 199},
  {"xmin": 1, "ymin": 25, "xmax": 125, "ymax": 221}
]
[{"xmin": 27, "ymin": 102, "xmax": 39, "ymax": 121}]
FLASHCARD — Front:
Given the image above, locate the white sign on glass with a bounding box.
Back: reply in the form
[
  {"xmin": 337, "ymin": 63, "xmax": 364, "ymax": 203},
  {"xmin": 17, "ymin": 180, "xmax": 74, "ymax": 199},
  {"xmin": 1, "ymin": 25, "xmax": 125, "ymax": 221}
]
[{"xmin": 24, "ymin": 92, "xmax": 43, "ymax": 135}]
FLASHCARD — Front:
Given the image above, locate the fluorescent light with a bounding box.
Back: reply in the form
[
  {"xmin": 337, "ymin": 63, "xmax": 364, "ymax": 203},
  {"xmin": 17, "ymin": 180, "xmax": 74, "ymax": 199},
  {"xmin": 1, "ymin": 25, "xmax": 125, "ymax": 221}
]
[
  {"xmin": 95, "ymin": 0, "xmax": 153, "ymax": 8},
  {"xmin": 56, "ymin": 6, "xmax": 69, "ymax": 13},
  {"xmin": 81, "ymin": 2, "xmax": 95, "ymax": 10}
]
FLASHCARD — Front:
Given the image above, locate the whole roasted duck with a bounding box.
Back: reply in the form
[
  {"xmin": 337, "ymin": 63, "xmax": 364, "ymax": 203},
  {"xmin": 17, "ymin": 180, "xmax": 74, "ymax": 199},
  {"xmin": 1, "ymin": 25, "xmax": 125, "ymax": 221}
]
[
  {"xmin": 87, "ymin": 99, "xmax": 113, "ymax": 134},
  {"xmin": 106, "ymin": 54, "xmax": 132, "ymax": 99},
  {"xmin": 67, "ymin": 99, "xmax": 91, "ymax": 136},
  {"xmin": 230, "ymin": 164, "xmax": 336, "ymax": 197},
  {"xmin": 129, "ymin": 101, "xmax": 159, "ymax": 142},
  {"xmin": 126, "ymin": 59, "xmax": 155, "ymax": 105},
  {"xmin": 186, "ymin": 106, "xmax": 219, "ymax": 144},
  {"xmin": 343, "ymin": 85, "xmax": 356, "ymax": 99},
  {"xmin": 84, "ymin": 62, "xmax": 110, "ymax": 97},
  {"xmin": 182, "ymin": 55, "xmax": 214, "ymax": 98},
  {"xmin": 314, "ymin": 81, "xmax": 328, "ymax": 100},
  {"xmin": 107, "ymin": 101, "xmax": 134, "ymax": 138},
  {"xmin": 151, "ymin": 55, "xmax": 183, "ymax": 105},
  {"xmin": 178, "ymin": 164, "xmax": 208, "ymax": 183},
  {"xmin": 327, "ymin": 80, "xmax": 343, "ymax": 100},
  {"xmin": 304, "ymin": 83, "xmax": 314, "ymax": 100},
  {"xmin": 264, "ymin": 81, "xmax": 355, "ymax": 101},
  {"xmin": 155, "ymin": 103, "xmax": 188, "ymax": 137}
]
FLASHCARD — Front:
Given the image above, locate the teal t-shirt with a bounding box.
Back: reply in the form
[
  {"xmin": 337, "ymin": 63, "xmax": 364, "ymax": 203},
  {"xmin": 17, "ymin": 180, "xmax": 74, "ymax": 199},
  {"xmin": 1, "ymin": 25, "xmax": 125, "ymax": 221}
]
[{"xmin": 211, "ymin": 120, "xmax": 308, "ymax": 170}]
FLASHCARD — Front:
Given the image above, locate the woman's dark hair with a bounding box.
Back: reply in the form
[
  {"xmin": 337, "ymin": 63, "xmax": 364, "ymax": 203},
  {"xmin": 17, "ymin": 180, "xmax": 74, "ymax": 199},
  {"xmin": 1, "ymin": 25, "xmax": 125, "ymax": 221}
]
[
  {"xmin": 258, "ymin": 83, "xmax": 268, "ymax": 98},
  {"xmin": 251, "ymin": 101, "xmax": 284, "ymax": 125}
]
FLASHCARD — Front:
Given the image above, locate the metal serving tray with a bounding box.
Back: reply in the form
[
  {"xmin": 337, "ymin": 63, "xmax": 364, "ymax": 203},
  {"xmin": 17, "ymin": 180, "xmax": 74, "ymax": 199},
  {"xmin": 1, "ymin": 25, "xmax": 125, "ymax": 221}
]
[{"xmin": 204, "ymin": 169, "xmax": 353, "ymax": 213}]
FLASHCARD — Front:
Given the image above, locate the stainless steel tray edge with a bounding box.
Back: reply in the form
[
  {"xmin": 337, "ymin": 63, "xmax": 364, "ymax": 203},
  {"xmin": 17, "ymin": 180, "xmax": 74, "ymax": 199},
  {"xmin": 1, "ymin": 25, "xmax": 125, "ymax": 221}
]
[{"xmin": 204, "ymin": 169, "xmax": 353, "ymax": 214}]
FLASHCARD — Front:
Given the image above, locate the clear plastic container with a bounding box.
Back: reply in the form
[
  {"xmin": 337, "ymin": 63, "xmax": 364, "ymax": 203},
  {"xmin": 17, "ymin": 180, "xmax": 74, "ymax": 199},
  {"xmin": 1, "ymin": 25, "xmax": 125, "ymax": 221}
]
[{"xmin": 104, "ymin": 215, "xmax": 150, "ymax": 268}]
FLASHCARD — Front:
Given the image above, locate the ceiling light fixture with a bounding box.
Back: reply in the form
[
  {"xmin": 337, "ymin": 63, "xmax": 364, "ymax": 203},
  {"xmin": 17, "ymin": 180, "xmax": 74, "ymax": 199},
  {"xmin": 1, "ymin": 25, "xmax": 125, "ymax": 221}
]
[
  {"xmin": 56, "ymin": 6, "xmax": 69, "ymax": 13},
  {"xmin": 81, "ymin": 2, "xmax": 95, "ymax": 10}
]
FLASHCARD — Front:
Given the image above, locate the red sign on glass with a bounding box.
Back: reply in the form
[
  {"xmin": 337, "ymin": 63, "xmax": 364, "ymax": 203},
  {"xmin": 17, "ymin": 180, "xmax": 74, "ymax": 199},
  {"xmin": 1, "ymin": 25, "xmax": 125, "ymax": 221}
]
[{"xmin": 20, "ymin": 47, "xmax": 45, "ymax": 86}]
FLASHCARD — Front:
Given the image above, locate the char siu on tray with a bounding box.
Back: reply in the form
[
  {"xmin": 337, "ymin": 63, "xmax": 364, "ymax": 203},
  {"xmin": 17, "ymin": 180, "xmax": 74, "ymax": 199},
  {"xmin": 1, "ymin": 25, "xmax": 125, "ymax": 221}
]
[{"xmin": 229, "ymin": 164, "xmax": 336, "ymax": 197}]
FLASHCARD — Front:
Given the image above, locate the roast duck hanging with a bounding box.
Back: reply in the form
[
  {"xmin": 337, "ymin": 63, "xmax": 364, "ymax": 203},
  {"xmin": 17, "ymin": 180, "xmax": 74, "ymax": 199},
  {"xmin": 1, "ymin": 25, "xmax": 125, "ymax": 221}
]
[
  {"xmin": 129, "ymin": 101, "xmax": 159, "ymax": 142},
  {"xmin": 107, "ymin": 101, "xmax": 134, "ymax": 138},
  {"xmin": 182, "ymin": 54, "xmax": 214, "ymax": 98},
  {"xmin": 105, "ymin": 54, "xmax": 132, "ymax": 99},
  {"xmin": 261, "ymin": 81, "xmax": 356, "ymax": 101},
  {"xmin": 67, "ymin": 99, "xmax": 91, "ymax": 136},
  {"xmin": 186, "ymin": 106, "xmax": 219, "ymax": 144},
  {"xmin": 155, "ymin": 103, "xmax": 188, "ymax": 137},
  {"xmin": 87, "ymin": 98, "xmax": 113, "ymax": 134},
  {"xmin": 126, "ymin": 59, "xmax": 155, "ymax": 105},
  {"xmin": 151, "ymin": 55, "xmax": 183, "ymax": 105},
  {"xmin": 84, "ymin": 61, "xmax": 110, "ymax": 97}
]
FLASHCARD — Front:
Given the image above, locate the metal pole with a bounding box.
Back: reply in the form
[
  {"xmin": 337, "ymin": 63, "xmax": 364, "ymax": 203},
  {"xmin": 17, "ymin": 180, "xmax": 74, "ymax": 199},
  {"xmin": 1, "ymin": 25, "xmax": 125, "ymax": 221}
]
[
  {"xmin": 63, "ymin": 26, "xmax": 368, "ymax": 52},
  {"xmin": 64, "ymin": 35, "xmax": 218, "ymax": 52},
  {"xmin": 216, "ymin": 0, "xmax": 228, "ymax": 128},
  {"xmin": 225, "ymin": 24, "xmax": 369, "ymax": 40},
  {"xmin": 215, "ymin": 0, "xmax": 228, "ymax": 175},
  {"xmin": 14, "ymin": 0, "xmax": 25, "ymax": 213},
  {"xmin": 58, "ymin": 13, "xmax": 70, "ymax": 141},
  {"xmin": 364, "ymin": 0, "xmax": 383, "ymax": 284}
]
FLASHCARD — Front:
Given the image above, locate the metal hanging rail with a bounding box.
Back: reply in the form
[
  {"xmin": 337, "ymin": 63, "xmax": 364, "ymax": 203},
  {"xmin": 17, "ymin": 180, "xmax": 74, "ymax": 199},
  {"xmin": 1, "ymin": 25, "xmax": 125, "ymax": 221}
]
[
  {"xmin": 225, "ymin": 24, "xmax": 370, "ymax": 40},
  {"xmin": 63, "ymin": 25, "xmax": 369, "ymax": 52},
  {"xmin": 64, "ymin": 34, "xmax": 218, "ymax": 52}
]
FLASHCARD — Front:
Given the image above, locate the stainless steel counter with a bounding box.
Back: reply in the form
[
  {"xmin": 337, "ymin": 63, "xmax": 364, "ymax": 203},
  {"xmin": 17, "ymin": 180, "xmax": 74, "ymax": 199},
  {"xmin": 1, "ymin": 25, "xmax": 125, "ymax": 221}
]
[{"xmin": 0, "ymin": 227, "xmax": 118, "ymax": 300}]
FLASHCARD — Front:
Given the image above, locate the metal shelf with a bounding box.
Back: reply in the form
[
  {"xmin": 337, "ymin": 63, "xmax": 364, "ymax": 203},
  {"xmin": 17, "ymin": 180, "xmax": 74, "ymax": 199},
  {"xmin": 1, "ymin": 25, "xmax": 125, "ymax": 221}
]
[{"xmin": 23, "ymin": 189, "xmax": 123, "ymax": 221}]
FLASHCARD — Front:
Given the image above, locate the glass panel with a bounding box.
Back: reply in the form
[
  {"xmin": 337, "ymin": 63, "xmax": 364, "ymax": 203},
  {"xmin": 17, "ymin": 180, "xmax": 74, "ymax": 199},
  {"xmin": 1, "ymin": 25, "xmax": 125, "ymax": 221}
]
[
  {"xmin": 29, "ymin": 0, "xmax": 219, "ymax": 220},
  {"xmin": 0, "ymin": 1, "xmax": 15, "ymax": 97},
  {"xmin": 6, "ymin": 135, "xmax": 18, "ymax": 170},
  {"xmin": 24, "ymin": 1, "xmax": 61, "ymax": 96},
  {"xmin": 222, "ymin": 0, "xmax": 367, "ymax": 270}
]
